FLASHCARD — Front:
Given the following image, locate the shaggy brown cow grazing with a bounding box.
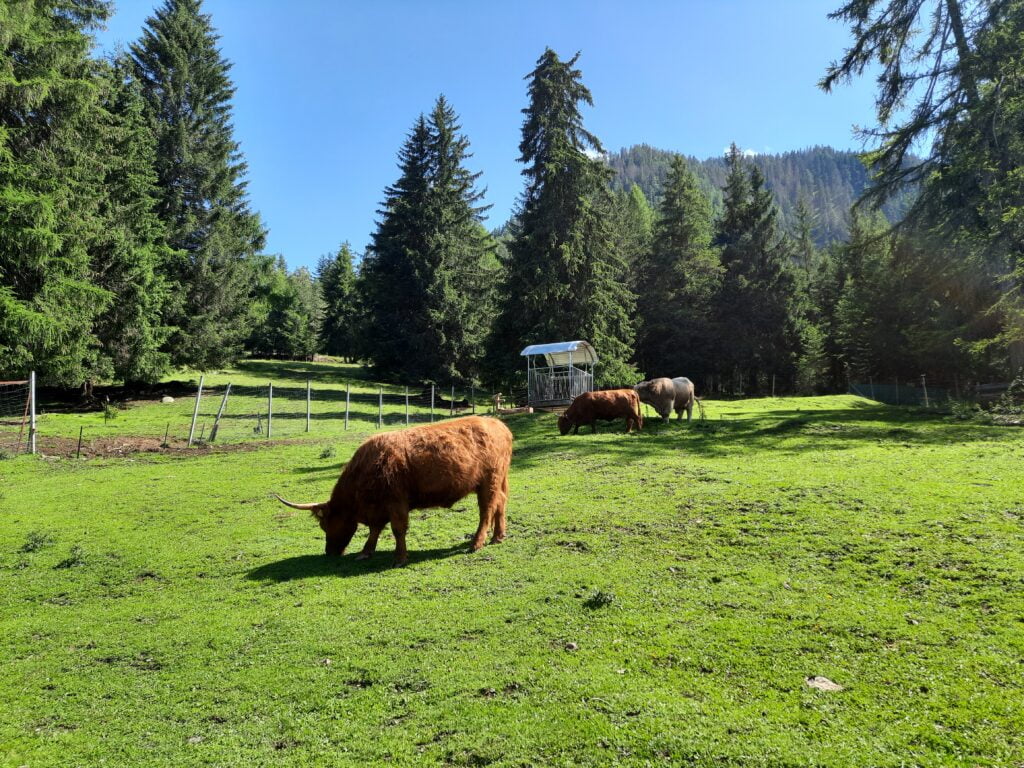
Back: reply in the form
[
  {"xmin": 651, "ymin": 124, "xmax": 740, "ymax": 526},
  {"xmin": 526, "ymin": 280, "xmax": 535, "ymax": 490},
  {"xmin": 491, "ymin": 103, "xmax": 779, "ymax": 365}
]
[
  {"xmin": 275, "ymin": 416, "xmax": 513, "ymax": 566},
  {"xmin": 557, "ymin": 389, "xmax": 642, "ymax": 435}
]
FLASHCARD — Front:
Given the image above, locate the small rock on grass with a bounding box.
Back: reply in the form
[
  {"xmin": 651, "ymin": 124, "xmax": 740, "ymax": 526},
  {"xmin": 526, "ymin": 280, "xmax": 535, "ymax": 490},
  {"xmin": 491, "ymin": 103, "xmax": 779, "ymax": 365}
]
[{"xmin": 805, "ymin": 676, "xmax": 843, "ymax": 692}]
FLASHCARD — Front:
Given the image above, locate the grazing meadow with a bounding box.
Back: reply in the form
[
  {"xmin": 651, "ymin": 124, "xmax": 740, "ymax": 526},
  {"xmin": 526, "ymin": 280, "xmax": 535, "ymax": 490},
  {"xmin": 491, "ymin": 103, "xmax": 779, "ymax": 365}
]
[{"xmin": 2, "ymin": 361, "xmax": 1023, "ymax": 767}]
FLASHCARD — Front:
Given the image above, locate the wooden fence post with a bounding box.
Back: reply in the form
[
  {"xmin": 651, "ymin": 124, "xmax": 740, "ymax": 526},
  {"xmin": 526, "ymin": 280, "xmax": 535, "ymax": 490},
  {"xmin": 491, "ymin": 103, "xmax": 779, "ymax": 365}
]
[
  {"xmin": 76, "ymin": 426, "xmax": 83, "ymax": 459},
  {"xmin": 430, "ymin": 384, "xmax": 435, "ymax": 422},
  {"xmin": 29, "ymin": 370, "xmax": 37, "ymax": 454},
  {"xmin": 306, "ymin": 379, "xmax": 311, "ymax": 433},
  {"xmin": 187, "ymin": 375, "xmax": 205, "ymax": 447},
  {"xmin": 405, "ymin": 387, "xmax": 410, "ymax": 425},
  {"xmin": 471, "ymin": 385, "xmax": 475, "ymax": 414},
  {"xmin": 378, "ymin": 386, "xmax": 383, "ymax": 429},
  {"xmin": 267, "ymin": 382, "xmax": 273, "ymax": 439},
  {"xmin": 209, "ymin": 383, "xmax": 231, "ymax": 442},
  {"xmin": 921, "ymin": 374, "xmax": 930, "ymax": 408},
  {"xmin": 450, "ymin": 384, "xmax": 455, "ymax": 417},
  {"xmin": 345, "ymin": 383, "xmax": 350, "ymax": 431}
]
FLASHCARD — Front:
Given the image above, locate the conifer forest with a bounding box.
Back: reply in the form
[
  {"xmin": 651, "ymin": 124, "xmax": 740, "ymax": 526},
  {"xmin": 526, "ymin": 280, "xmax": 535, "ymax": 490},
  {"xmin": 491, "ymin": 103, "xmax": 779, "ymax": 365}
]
[{"xmin": 2, "ymin": 0, "xmax": 1023, "ymax": 395}]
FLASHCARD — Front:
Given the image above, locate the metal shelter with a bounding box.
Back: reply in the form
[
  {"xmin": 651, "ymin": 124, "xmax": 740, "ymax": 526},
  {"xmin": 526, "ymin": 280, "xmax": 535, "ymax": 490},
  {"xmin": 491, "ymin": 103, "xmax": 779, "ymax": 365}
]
[{"xmin": 520, "ymin": 341, "xmax": 597, "ymax": 407}]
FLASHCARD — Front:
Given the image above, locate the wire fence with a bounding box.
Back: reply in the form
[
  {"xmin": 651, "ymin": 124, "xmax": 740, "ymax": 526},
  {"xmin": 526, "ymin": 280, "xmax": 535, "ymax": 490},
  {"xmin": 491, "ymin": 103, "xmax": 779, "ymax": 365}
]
[
  {"xmin": 850, "ymin": 377, "xmax": 1013, "ymax": 407},
  {"xmin": 0, "ymin": 380, "xmax": 31, "ymax": 456}
]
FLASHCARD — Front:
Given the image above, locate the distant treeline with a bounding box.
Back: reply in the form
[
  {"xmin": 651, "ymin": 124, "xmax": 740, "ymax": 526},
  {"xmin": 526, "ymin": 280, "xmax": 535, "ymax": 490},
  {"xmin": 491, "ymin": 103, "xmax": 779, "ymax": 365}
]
[
  {"xmin": 2, "ymin": 1, "xmax": 1021, "ymax": 395},
  {"xmin": 607, "ymin": 145, "xmax": 917, "ymax": 246}
]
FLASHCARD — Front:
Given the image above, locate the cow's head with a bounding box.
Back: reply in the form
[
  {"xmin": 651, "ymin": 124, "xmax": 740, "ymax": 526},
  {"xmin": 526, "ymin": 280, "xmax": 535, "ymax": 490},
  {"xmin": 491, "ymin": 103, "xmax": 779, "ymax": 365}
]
[
  {"xmin": 274, "ymin": 495, "xmax": 344, "ymax": 555},
  {"xmin": 557, "ymin": 414, "xmax": 572, "ymax": 435}
]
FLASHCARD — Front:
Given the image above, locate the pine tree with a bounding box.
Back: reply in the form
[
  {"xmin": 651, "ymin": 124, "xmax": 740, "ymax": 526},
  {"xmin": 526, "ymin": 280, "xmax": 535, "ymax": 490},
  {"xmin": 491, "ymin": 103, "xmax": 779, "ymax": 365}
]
[
  {"xmin": 130, "ymin": 0, "xmax": 265, "ymax": 370},
  {"xmin": 89, "ymin": 58, "xmax": 175, "ymax": 384},
  {"xmin": 0, "ymin": 0, "xmax": 112, "ymax": 385},
  {"xmin": 635, "ymin": 154, "xmax": 721, "ymax": 381},
  {"xmin": 490, "ymin": 49, "xmax": 636, "ymax": 386},
  {"xmin": 713, "ymin": 145, "xmax": 802, "ymax": 392},
  {"xmin": 317, "ymin": 243, "xmax": 359, "ymax": 361},
  {"xmin": 423, "ymin": 95, "xmax": 495, "ymax": 383},
  {"xmin": 359, "ymin": 115, "xmax": 433, "ymax": 379},
  {"xmin": 360, "ymin": 98, "xmax": 495, "ymax": 383}
]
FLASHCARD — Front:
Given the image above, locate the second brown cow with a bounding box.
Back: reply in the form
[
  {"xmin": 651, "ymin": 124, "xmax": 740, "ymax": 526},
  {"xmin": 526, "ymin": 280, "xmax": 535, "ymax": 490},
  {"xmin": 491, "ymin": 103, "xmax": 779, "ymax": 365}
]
[{"xmin": 557, "ymin": 389, "xmax": 643, "ymax": 435}]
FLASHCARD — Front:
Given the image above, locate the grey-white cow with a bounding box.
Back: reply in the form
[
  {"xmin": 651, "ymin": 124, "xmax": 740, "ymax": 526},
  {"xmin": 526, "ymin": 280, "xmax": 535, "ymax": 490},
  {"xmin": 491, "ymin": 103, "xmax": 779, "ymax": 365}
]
[{"xmin": 634, "ymin": 376, "xmax": 696, "ymax": 423}]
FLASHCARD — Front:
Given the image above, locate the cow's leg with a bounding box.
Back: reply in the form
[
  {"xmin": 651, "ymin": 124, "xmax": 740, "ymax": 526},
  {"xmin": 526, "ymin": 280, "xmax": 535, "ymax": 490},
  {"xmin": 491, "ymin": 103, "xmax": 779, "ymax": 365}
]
[
  {"xmin": 491, "ymin": 474, "xmax": 509, "ymax": 543},
  {"xmin": 686, "ymin": 400, "xmax": 693, "ymax": 422},
  {"xmin": 389, "ymin": 507, "xmax": 410, "ymax": 566},
  {"xmin": 356, "ymin": 526, "xmax": 384, "ymax": 560},
  {"xmin": 473, "ymin": 478, "xmax": 505, "ymax": 551}
]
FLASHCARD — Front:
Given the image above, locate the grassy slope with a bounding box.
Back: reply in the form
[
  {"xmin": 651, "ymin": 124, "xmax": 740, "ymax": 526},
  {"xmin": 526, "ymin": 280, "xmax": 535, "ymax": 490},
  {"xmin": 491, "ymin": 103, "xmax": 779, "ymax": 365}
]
[
  {"xmin": 2, "ymin": 376, "xmax": 1023, "ymax": 766},
  {"xmin": 32, "ymin": 360, "xmax": 478, "ymax": 444}
]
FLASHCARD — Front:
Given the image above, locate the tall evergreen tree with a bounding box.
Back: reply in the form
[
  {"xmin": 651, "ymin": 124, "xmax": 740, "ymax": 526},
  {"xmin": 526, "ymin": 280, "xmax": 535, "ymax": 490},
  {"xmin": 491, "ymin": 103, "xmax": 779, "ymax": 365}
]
[
  {"xmin": 635, "ymin": 155, "xmax": 721, "ymax": 381},
  {"xmin": 359, "ymin": 115, "xmax": 432, "ymax": 378},
  {"xmin": 0, "ymin": 0, "xmax": 112, "ymax": 386},
  {"xmin": 360, "ymin": 98, "xmax": 494, "ymax": 383},
  {"xmin": 89, "ymin": 58, "xmax": 174, "ymax": 384},
  {"xmin": 317, "ymin": 243, "xmax": 360, "ymax": 361},
  {"xmin": 489, "ymin": 49, "xmax": 636, "ymax": 386},
  {"xmin": 713, "ymin": 145, "xmax": 802, "ymax": 392},
  {"xmin": 130, "ymin": 0, "xmax": 266, "ymax": 370},
  {"xmin": 423, "ymin": 96, "xmax": 495, "ymax": 383}
]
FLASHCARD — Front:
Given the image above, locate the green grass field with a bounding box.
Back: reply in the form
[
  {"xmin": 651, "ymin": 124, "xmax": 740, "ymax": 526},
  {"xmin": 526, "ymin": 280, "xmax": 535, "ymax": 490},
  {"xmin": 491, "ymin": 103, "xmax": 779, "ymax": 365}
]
[{"xmin": 2, "ymin": 361, "xmax": 1023, "ymax": 766}]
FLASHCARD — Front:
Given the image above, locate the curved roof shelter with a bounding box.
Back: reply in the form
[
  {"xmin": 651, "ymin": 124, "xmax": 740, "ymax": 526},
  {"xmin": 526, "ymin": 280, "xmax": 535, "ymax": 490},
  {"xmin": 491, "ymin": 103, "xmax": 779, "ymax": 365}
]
[
  {"xmin": 519, "ymin": 340, "xmax": 598, "ymax": 367},
  {"xmin": 519, "ymin": 340, "xmax": 597, "ymax": 407}
]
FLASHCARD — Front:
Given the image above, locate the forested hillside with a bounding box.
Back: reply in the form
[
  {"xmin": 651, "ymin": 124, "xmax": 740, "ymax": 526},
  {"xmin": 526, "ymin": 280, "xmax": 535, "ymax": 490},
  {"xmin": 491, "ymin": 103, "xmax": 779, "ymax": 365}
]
[{"xmin": 607, "ymin": 145, "xmax": 916, "ymax": 245}]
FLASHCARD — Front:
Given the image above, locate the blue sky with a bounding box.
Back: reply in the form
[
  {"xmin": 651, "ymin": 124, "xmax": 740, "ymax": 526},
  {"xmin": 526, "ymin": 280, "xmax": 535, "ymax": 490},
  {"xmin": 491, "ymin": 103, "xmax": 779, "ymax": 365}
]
[{"xmin": 95, "ymin": 1, "xmax": 877, "ymax": 271}]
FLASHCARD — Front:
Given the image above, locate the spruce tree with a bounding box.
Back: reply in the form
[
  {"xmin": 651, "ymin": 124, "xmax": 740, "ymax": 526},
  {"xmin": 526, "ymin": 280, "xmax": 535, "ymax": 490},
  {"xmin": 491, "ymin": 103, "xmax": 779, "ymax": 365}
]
[
  {"xmin": 713, "ymin": 145, "xmax": 802, "ymax": 392},
  {"xmin": 89, "ymin": 58, "xmax": 174, "ymax": 384},
  {"xmin": 0, "ymin": 0, "xmax": 112, "ymax": 385},
  {"xmin": 635, "ymin": 154, "xmax": 721, "ymax": 381},
  {"xmin": 359, "ymin": 115, "xmax": 433, "ymax": 378},
  {"xmin": 317, "ymin": 243, "xmax": 360, "ymax": 361},
  {"xmin": 130, "ymin": 0, "xmax": 265, "ymax": 370},
  {"xmin": 490, "ymin": 49, "xmax": 636, "ymax": 386},
  {"xmin": 360, "ymin": 98, "xmax": 494, "ymax": 383},
  {"xmin": 424, "ymin": 95, "xmax": 495, "ymax": 383}
]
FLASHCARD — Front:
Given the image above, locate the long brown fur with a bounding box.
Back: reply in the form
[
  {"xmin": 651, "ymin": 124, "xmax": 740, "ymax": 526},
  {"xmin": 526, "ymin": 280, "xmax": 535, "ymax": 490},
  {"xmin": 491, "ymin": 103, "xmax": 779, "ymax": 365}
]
[
  {"xmin": 557, "ymin": 389, "xmax": 642, "ymax": 435},
  {"xmin": 277, "ymin": 416, "xmax": 513, "ymax": 566}
]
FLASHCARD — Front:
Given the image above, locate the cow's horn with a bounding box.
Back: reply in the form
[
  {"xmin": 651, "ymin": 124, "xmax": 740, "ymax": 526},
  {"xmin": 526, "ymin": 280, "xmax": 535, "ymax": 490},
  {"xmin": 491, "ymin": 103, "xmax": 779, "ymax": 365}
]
[{"xmin": 274, "ymin": 494, "xmax": 328, "ymax": 511}]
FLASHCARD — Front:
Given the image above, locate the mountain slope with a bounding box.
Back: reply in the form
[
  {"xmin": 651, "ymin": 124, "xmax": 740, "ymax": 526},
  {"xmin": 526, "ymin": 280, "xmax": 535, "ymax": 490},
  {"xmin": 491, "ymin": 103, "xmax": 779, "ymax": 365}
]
[{"xmin": 607, "ymin": 144, "xmax": 914, "ymax": 245}]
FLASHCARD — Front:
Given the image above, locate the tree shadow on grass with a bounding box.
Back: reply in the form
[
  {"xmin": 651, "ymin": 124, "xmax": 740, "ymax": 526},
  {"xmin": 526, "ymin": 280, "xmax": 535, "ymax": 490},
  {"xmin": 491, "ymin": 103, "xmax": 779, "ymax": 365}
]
[
  {"xmin": 247, "ymin": 544, "xmax": 467, "ymax": 581},
  {"xmin": 507, "ymin": 400, "xmax": 1017, "ymax": 469}
]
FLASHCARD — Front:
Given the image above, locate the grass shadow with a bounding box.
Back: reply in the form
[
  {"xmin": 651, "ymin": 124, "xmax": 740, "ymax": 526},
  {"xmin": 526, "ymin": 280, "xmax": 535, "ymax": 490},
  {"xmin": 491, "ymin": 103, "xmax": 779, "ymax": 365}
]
[{"xmin": 247, "ymin": 544, "xmax": 467, "ymax": 581}]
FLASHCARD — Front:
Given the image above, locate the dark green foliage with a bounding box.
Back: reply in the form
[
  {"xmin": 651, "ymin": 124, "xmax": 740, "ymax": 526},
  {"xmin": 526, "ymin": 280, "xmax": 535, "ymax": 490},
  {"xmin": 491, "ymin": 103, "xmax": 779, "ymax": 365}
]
[
  {"xmin": 825, "ymin": 0, "xmax": 1024, "ymax": 377},
  {"xmin": 130, "ymin": 0, "xmax": 266, "ymax": 370},
  {"xmin": 89, "ymin": 58, "xmax": 174, "ymax": 384},
  {"xmin": 712, "ymin": 146, "xmax": 803, "ymax": 393},
  {"xmin": 317, "ymin": 243, "xmax": 360, "ymax": 361},
  {"xmin": 0, "ymin": 0, "xmax": 113, "ymax": 386},
  {"xmin": 490, "ymin": 49, "xmax": 637, "ymax": 386},
  {"xmin": 635, "ymin": 155, "xmax": 721, "ymax": 380},
  {"xmin": 607, "ymin": 144, "xmax": 916, "ymax": 246},
  {"xmin": 246, "ymin": 257, "xmax": 320, "ymax": 359},
  {"xmin": 360, "ymin": 97, "xmax": 495, "ymax": 384}
]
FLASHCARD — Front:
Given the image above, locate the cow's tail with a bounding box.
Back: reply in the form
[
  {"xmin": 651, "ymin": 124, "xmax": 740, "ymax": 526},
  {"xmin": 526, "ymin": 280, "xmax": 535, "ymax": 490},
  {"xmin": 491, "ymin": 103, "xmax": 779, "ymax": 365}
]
[
  {"xmin": 633, "ymin": 391, "xmax": 643, "ymax": 430},
  {"xmin": 694, "ymin": 396, "xmax": 705, "ymax": 422}
]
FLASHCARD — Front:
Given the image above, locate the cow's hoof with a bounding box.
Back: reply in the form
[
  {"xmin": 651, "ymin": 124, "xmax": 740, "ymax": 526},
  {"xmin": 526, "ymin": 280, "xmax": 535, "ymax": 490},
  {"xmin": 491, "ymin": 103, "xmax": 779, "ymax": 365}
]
[
  {"xmin": 469, "ymin": 542, "xmax": 485, "ymax": 553},
  {"xmin": 355, "ymin": 552, "xmax": 372, "ymax": 560},
  {"xmin": 392, "ymin": 558, "xmax": 408, "ymax": 568},
  {"xmin": 491, "ymin": 534, "xmax": 506, "ymax": 544}
]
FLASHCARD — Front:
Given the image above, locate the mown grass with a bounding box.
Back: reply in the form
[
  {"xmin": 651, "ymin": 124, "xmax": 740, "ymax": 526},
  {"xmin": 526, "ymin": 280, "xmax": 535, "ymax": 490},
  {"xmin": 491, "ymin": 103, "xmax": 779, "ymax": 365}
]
[{"xmin": 2, "ymin": 364, "xmax": 1023, "ymax": 767}]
